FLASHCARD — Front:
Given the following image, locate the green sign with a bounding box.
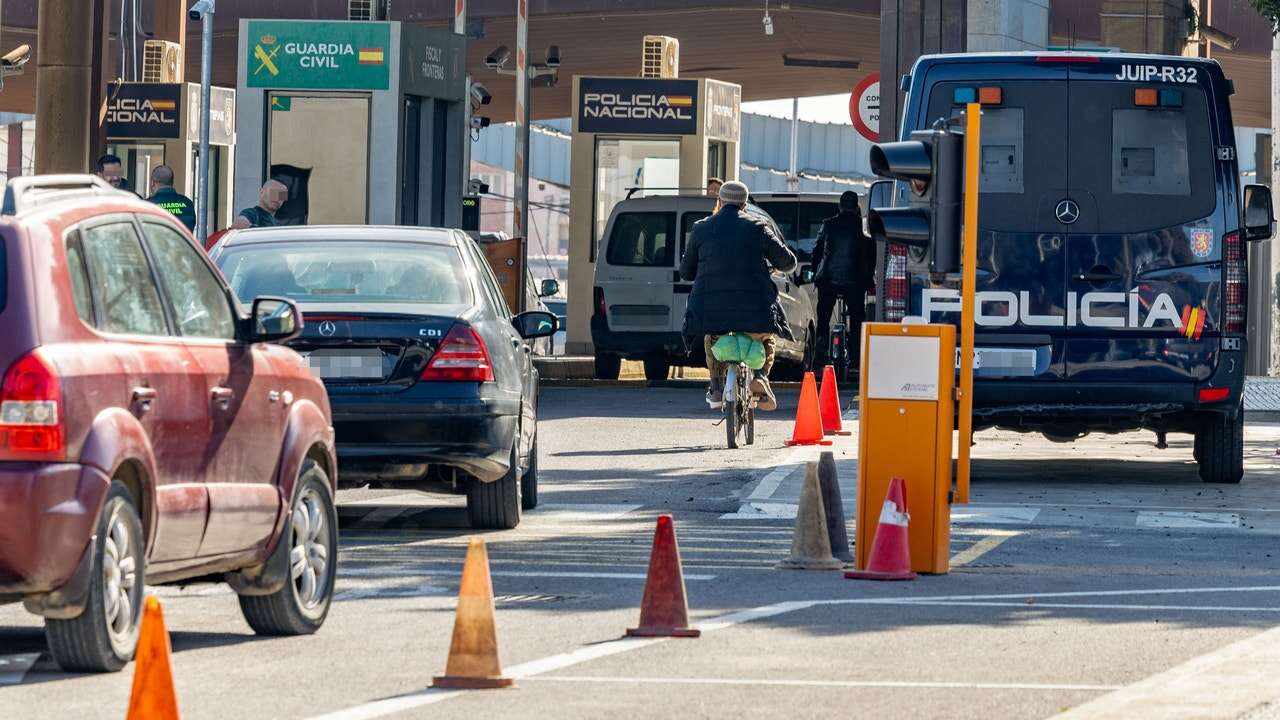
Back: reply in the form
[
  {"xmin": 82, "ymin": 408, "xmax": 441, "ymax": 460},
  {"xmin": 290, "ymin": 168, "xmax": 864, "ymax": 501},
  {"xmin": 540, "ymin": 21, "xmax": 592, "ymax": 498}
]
[
  {"xmin": 270, "ymin": 96, "xmax": 292, "ymax": 111},
  {"xmin": 247, "ymin": 21, "xmax": 391, "ymax": 90}
]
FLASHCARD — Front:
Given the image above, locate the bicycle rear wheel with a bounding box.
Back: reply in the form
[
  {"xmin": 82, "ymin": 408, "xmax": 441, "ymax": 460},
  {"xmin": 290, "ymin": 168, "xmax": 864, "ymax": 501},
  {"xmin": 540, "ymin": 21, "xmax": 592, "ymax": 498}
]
[
  {"xmin": 745, "ymin": 404, "xmax": 755, "ymax": 445},
  {"xmin": 725, "ymin": 399, "xmax": 739, "ymax": 449}
]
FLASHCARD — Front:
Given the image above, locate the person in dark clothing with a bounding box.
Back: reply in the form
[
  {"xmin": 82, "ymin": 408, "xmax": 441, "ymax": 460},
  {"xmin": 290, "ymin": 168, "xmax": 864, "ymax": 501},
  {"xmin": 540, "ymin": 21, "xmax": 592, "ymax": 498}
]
[
  {"xmin": 681, "ymin": 180, "xmax": 797, "ymax": 411},
  {"xmin": 813, "ymin": 190, "xmax": 875, "ymax": 368},
  {"xmin": 231, "ymin": 180, "xmax": 288, "ymax": 229},
  {"xmin": 146, "ymin": 165, "xmax": 196, "ymax": 231}
]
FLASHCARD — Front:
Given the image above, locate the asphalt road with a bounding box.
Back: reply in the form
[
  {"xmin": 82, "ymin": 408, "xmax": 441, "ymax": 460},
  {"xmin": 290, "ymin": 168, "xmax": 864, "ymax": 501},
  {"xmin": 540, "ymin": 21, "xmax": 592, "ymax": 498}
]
[{"xmin": 3, "ymin": 383, "xmax": 1280, "ymax": 719}]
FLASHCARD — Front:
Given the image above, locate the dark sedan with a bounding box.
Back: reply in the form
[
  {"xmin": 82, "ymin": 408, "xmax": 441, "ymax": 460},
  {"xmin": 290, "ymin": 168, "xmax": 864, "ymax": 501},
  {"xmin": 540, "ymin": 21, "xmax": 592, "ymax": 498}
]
[{"xmin": 210, "ymin": 226, "xmax": 557, "ymax": 529}]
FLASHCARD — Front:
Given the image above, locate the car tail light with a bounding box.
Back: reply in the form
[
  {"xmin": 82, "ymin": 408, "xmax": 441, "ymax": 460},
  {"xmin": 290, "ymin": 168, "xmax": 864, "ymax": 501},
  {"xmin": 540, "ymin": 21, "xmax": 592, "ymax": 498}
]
[
  {"xmin": 0, "ymin": 351, "xmax": 64, "ymax": 461},
  {"xmin": 1198, "ymin": 387, "xmax": 1231, "ymax": 403},
  {"xmin": 594, "ymin": 286, "xmax": 607, "ymax": 318},
  {"xmin": 1224, "ymin": 230, "xmax": 1245, "ymax": 335},
  {"xmin": 883, "ymin": 242, "xmax": 909, "ymax": 322},
  {"xmin": 421, "ymin": 324, "xmax": 495, "ymax": 382}
]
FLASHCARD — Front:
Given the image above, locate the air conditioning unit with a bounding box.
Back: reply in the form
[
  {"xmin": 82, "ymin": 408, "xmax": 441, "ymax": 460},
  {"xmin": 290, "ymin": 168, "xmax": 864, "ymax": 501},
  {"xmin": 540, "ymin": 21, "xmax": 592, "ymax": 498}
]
[
  {"xmin": 349, "ymin": 0, "xmax": 390, "ymax": 21},
  {"xmin": 642, "ymin": 35, "xmax": 679, "ymax": 78},
  {"xmin": 142, "ymin": 40, "xmax": 182, "ymax": 83}
]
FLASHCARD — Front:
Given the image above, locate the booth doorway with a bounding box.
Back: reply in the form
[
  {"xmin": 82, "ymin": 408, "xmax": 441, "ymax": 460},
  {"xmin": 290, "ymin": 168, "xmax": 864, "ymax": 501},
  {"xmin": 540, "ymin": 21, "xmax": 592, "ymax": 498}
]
[
  {"xmin": 401, "ymin": 96, "xmax": 451, "ymax": 227},
  {"xmin": 268, "ymin": 93, "xmax": 370, "ymax": 224}
]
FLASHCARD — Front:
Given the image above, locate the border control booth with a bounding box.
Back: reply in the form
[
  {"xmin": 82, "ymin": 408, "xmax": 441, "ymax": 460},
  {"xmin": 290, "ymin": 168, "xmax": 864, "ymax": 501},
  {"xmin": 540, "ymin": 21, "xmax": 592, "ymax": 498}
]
[
  {"xmin": 234, "ymin": 20, "xmax": 466, "ymax": 227},
  {"xmin": 565, "ymin": 76, "xmax": 742, "ymax": 356}
]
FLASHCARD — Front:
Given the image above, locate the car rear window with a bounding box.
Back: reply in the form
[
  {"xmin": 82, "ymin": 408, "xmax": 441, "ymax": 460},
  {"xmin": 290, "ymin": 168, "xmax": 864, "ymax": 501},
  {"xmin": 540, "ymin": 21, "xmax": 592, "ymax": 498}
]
[
  {"xmin": 216, "ymin": 241, "xmax": 472, "ymax": 306},
  {"xmin": 606, "ymin": 212, "xmax": 675, "ymax": 267},
  {"xmin": 756, "ymin": 201, "xmax": 838, "ymax": 262}
]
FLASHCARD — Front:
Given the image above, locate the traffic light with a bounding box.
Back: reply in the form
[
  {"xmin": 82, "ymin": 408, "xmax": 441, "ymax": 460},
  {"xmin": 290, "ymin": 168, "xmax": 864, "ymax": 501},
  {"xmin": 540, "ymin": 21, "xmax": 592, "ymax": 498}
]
[{"xmin": 867, "ymin": 125, "xmax": 964, "ymax": 275}]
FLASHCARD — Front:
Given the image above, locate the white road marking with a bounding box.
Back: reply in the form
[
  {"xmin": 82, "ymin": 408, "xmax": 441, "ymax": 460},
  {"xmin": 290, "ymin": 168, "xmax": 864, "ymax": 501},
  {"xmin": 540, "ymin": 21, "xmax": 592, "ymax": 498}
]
[
  {"xmin": 530, "ymin": 675, "xmax": 1123, "ymax": 692},
  {"xmin": 889, "ymin": 601, "xmax": 1280, "ymax": 613},
  {"xmin": 952, "ymin": 506, "xmax": 1042, "ymax": 525},
  {"xmin": 339, "ymin": 569, "xmax": 716, "ymax": 581},
  {"xmin": 1054, "ymin": 624, "xmax": 1280, "ymax": 719},
  {"xmin": 719, "ymin": 502, "xmax": 799, "ymax": 520},
  {"xmin": 0, "ymin": 653, "xmax": 39, "ymax": 686},
  {"xmin": 340, "ymin": 493, "xmax": 427, "ymax": 507},
  {"xmin": 531, "ymin": 504, "xmax": 644, "ymax": 521},
  {"xmin": 813, "ymin": 585, "xmax": 1280, "ymax": 605},
  {"xmin": 1135, "ymin": 511, "xmax": 1242, "ymax": 529}
]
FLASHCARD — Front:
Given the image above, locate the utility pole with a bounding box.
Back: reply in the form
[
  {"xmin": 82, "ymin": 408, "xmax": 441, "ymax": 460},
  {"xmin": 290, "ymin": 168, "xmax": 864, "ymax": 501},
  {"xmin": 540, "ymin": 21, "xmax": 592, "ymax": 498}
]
[
  {"xmin": 35, "ymin": 0, "xmax": 96, "ymax": 173},
  {"xmin": 456, "ymin": 0, "xmax": 471, "ymax": 198},
  {"xmin": 514, "ymin": 0, "xmax": 530, "ymax": 312},
  {"xmin": 1271, "ymin": 28, "xmax": 1280, "ymax": 374},
  {"xmin": 193, "ymin": 0, "xmax": 215, "ymax": 243}
]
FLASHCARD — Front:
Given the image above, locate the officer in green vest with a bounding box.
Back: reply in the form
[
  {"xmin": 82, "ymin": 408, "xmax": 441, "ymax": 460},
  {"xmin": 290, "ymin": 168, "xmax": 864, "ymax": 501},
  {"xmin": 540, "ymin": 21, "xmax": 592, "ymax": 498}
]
[{"xmin": 146, "ymin": 165, "xmax": 196, "ymax": 231}]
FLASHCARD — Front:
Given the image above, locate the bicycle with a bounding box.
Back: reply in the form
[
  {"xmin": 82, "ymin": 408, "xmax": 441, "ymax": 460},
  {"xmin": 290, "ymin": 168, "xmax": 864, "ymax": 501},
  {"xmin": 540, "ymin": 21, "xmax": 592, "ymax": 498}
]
[
  {"xmin": 828, "ymin": 295, "xmax": 853, "ymax": 385},
  {"xmin": 723, "ymin": 360, "xmax": 756, "ymax": 449}
]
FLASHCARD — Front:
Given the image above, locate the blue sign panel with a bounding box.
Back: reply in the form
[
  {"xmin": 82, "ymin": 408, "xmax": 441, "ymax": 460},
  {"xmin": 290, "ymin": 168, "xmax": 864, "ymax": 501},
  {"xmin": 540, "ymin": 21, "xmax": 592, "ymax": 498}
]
[{"xmin": 577, "ymin": 77, "xmax": 699, "ymax": 135}]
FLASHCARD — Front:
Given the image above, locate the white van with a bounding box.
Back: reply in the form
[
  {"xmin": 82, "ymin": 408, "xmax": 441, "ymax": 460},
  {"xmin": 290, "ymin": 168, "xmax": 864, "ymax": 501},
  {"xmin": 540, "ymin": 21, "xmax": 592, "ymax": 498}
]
[{"xmin": 591, "ymin": 194, "xmax": 818, "ymax": 381}]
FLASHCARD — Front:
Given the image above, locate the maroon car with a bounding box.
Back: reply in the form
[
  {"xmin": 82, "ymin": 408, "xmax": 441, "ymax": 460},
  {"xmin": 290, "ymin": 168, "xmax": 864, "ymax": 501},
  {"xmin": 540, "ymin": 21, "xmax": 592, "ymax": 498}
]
[{"xmin": 0, "ymin": 176, "xmax": 337, "ymax": 672}]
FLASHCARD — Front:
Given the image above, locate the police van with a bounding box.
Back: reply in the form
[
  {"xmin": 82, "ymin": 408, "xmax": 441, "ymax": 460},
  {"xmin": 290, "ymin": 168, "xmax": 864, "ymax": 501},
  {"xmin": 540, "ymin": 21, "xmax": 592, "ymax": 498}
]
[{"xmin": 878, "ymin": 52, "xmax": 1275, "ymax": 483}]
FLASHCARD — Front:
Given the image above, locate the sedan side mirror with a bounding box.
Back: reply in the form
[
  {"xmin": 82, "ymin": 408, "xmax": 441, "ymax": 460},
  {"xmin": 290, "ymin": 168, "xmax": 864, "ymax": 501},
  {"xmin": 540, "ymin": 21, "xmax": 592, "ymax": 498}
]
[
  {"xmin": 513, "ymin": 310, "xmax": 557, "ymax": 339},
  {"xmin": 1244, "ymin": 184, "xmax": 1275, "ymax": 241},
  {"xmin": 251, "ymin": 296, "xmax": 302, "ymax": 343},
  {"xmin": 539, "ymin": 278, "xmax": 560, "ymax": 297}
]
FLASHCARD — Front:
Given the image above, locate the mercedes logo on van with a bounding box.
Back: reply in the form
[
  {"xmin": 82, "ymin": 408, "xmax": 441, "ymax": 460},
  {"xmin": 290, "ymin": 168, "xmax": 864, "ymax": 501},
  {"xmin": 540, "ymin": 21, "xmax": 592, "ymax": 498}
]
[
  {"xmin": 1055, "ymin": 199, "xmax": 1080, "ymax": 225},
  {"xmin": 318, "ymin": 321, "xmax": 337, "ymax": 337}
]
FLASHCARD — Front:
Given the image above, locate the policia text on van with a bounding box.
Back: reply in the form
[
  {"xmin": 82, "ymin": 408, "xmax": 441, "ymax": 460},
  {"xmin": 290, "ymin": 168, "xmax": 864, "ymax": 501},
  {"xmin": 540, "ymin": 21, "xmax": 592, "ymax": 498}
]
[{"xmin": 869, "ymin": 52, "xmax": 1275, "ymax": 484}]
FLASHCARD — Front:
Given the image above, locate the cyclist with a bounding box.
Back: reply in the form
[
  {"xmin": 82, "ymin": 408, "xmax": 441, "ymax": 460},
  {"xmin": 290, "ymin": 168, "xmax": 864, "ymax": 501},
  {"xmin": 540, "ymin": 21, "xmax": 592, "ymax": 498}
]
[
  {"xmin": 813, "ymin": 190, "xmax": 875, "ymax": 369},
  {"xmin": 681, "ymin": 180, "xmax": 797, "ymax": 412}
]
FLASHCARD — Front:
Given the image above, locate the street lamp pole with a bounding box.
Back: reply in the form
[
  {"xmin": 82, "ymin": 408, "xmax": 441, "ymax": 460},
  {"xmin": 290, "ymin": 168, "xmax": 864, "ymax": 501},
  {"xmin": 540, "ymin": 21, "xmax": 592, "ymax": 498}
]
[
  {"xmin": 514, "ymin": 0, "xmax": 530, "ymax": 312},
  {"xmin": 193, "ymin": 0, "xmax": 215, "ymax": 243}
]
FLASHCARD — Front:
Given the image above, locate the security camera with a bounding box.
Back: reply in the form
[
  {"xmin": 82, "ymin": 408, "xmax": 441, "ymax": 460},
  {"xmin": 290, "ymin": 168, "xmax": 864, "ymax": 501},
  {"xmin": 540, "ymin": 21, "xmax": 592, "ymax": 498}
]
[
  {"xmin": 484, "ymin": 46, "xmax": 510, "ymax": 70},
  {"xmin": 0, "ymin": 45, "xmax": 31, "ymax": 71},
  {"xmin": 545, "ymin": 45, "xmax": 561, "ymax": 68},
  {"xmin": 470, "ymin": 116, "xmax": 491, "ymax": 130},
  {"xmin": 188, "ymin": 0, "xmax": 214, "ymax": 21},
  {"xmin": 469, "ymin": 82, "xmax": 492, "ymax": 107},
  {"xmin": 762, "ymin": 13, "xmax": 774, "ymax": 35}
]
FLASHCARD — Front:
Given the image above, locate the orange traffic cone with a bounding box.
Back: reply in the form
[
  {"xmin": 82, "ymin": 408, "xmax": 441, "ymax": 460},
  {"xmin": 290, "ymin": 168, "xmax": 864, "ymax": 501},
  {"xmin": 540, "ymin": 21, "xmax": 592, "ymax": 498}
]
[
  {"xmin": 126, "ymin": 596, "xmax": 180, "ymax": 720},
  {"xmin": 433, "ymin": 537, "xmax": 515, "ymax": 689},
  {"xmin": 627, "ymin": 515, "xmax": 700, "ymax": 637},
  {"xmin": 845, "ymin": 478, "xmax": 917, "ymax": 581},
  {"xmin": 819, "ymin": 365, "xmax": 851, "ymax": 436},
  {"xmin": 785, "ymin": 371, "xmax": 833, "ymax": 447}
]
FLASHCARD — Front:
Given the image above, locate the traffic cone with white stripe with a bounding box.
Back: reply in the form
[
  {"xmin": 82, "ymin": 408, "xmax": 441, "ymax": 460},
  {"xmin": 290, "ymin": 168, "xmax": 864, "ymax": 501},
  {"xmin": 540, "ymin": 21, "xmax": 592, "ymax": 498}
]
[{"xmin": 845, "ymin": 478, "xmax": 916, "ymax": 581}]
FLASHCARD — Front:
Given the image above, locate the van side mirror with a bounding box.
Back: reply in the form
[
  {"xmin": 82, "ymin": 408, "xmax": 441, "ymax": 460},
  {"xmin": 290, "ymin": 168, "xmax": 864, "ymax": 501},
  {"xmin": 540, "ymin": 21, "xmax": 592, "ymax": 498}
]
[
  {"xmin": 539, "ymin": 278, "xmax": 560, "ymax": 297},
  {"xmin": 251, "ymin": 297, "xmax": 302, "ymax": 343},
  {"xmin": 1244, "ymin": 184, "xmax": 1275, "ymax": 241}
]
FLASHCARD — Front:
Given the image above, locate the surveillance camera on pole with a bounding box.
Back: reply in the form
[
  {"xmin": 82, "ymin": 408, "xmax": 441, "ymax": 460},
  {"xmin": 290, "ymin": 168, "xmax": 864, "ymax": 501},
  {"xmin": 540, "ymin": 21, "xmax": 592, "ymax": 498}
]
[
  {"xmin": 188, "ymin": 0, "xmax": 213, "ymax": 21},
  {"xmin": 867, "ymin": 123, "xmax": 964, "ymax": 276},
  {"xmin": 469, "ymin": 82, "xmax": 492, "ymax": 110},
  {"xmin": 545, "ymin": 45, "xmax": 561, "ymax": 69},
  {"xmin": 485, "ymin": 46, "xmax": 511, "ymax": 70}
]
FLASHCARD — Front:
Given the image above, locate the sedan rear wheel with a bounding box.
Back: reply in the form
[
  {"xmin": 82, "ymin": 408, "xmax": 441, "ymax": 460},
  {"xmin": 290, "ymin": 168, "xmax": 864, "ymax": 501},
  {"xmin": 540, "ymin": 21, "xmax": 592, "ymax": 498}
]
[
  {"xmin": 468, "ymin": 446, "xmax": 522, "ymax": 529},
  {"xmin": 521, "ymin": 434, "xmax": 539, "ymax": 511},
  {"xmin": 45, "ymin": 481, "xmax": 145, "ymax": 673}
]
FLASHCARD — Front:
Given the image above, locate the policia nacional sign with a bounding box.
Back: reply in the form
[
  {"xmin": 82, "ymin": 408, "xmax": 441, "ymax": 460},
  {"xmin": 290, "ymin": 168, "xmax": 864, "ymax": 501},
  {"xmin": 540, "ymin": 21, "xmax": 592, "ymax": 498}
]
[
  {"xmin": 247, "ymin": 20, "xmax": 391, "ymax": 91},
  {"xmin": 577, "ymin": 78, "xmax": 699, "ymax": 135},
  {"xmin": 106, "ymin": 83, "xmax": 182, "ymax": 139}
]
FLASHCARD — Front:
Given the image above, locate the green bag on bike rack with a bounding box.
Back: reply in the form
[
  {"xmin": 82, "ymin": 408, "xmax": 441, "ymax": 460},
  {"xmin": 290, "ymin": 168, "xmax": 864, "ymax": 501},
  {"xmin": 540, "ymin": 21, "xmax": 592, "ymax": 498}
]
[{"xmin": 711, "ymin": 333, "xmax": 766, "ymax": 370}]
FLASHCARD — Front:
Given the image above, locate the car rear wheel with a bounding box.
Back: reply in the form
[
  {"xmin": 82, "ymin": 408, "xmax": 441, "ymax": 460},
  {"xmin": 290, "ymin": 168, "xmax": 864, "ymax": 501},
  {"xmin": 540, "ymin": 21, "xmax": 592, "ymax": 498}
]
[
  {"xmin": 521, "ymin": 434, "xmax": 539, "ymax": 511},
  {"xmin": 594, "ymin": 353, "xmax": 621, "ymax": 380},
  {"xmin": 45, "ymin": 481, "xmax": 145, "ymax": 673},
  {"xmin": 468, "ymin": 447, "xmax": 522, "ymax": 529},
  {"xmin": 239, "ymin": 461, "xmax": 337, "ymax": 636},
  {"xmin": 1196, "ymin": 411, "xmax": 1244, "ymax": 484},
  {"xmin": 643, "ymin": 356, "xmax": 670, "ymax": 382}
]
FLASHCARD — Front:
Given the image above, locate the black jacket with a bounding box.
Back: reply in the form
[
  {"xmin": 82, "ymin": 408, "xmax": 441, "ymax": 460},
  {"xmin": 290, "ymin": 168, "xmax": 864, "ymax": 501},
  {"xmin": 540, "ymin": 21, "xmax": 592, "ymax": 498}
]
[
  {"xmin": 148, "ymin": 187, "xmax": 197, "ymax": 231},
  {"xmin": 813, "ymin": 210, "xmax": 875, "ymax": 289},
  {"xmin": 680, "ymin": 205, "xmax": 797, "ymax": 338}
]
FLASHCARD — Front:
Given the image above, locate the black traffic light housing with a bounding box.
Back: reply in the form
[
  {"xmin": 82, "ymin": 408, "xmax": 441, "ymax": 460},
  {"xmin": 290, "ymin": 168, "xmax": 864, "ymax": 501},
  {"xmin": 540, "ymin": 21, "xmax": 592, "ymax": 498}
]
[{"xmin": 867, "ymin": 124, "xmax": 964, "ymax": 275}]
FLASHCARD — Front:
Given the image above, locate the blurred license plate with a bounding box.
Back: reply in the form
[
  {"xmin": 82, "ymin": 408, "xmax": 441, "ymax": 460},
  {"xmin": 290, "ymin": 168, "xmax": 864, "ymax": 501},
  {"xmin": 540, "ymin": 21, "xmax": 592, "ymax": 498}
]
[{"xmin": 307, "ymin": 350, "xmax": 385, "ymax": 379}]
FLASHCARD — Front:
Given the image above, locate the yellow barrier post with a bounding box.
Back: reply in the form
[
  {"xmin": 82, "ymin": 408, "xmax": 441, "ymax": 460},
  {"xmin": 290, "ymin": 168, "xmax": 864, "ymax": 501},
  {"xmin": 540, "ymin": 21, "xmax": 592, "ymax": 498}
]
[{"xmin": 955, "ymin": 103, "xmax": 981, "ymax": 505}]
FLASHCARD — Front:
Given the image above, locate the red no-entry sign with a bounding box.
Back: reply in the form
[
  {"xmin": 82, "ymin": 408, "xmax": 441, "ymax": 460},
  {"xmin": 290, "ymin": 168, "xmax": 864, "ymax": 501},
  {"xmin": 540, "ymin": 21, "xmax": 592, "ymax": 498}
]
[{"xmin": 850, "ymin": 73, "xmax": 881, "ymax": 143}]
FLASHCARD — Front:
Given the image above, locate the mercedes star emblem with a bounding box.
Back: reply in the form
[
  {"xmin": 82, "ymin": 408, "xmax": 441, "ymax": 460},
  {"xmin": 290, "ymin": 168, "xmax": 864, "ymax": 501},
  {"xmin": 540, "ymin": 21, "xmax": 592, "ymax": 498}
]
[
  {"xmin": 1055, "ymin": 199, "xmax": 1080, "ymax": 225},
  {"xmin": 318, "ymin": 321, "xmax": 337, "ymax": 337}
]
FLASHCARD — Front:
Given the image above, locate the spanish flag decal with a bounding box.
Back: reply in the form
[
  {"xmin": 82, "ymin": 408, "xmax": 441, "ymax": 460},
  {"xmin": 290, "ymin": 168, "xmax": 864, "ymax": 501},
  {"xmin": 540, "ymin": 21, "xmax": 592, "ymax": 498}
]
[
  {"xmin": 359, "ymin": 48, "xmax": 385, "ymax": 65},
  {"xmin": 1180, "ymin": 305, "xmax": 1206, "ymax": 341},
  {"xmin": 666, "ymin": 95, "xmax": 693, "ymax": 107}
]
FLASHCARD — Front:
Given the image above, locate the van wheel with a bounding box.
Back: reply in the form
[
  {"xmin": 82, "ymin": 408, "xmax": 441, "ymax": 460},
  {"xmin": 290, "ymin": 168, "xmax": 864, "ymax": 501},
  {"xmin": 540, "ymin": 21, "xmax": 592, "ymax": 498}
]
[
  {"xmin": 239, "ymin": 461, "xmax": 337, "ymax": 636},
  {"xmin": 1196, "ymin": 411, "xmax": 1243, "ymax": 484},
  {"xmin": 643, "ymin": 357, "xmax": 670, "ymax": 382},
  {"xmin": 468, "ymin": 447, "xmax": 522, "ymax": 529},
  {"xmin": 45, "ymin": 481, "xmax": 145, "ymax": 673},
  {"xmin": 594, "ymin": 353, "xmax": 621, "ymax": 380},
  {"xmin": 521, "ymin": 433, "xmax": 539, "ymax": 511}
]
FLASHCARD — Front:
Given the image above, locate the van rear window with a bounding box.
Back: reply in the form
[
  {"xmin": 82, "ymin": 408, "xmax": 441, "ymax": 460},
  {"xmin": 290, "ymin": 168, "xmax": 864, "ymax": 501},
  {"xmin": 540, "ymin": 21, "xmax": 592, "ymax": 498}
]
[
  {"xmin": 1112, "ymin": 109, "xmax": 1190, "ymax": 196},
  {"xmin": 606, "ymin": 212, "xmax": 676, "ymax": 267}
]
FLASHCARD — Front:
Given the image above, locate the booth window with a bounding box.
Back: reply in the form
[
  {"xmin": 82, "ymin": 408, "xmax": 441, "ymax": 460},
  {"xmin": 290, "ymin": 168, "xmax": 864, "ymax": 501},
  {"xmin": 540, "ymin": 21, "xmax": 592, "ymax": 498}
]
[
  {"xmin": 268, "ymin": 94, "xmax": 370, "ymax": 224},
  {"xmin": 592, "ymin": 138, "xmax": 680, "ymax": 261}
]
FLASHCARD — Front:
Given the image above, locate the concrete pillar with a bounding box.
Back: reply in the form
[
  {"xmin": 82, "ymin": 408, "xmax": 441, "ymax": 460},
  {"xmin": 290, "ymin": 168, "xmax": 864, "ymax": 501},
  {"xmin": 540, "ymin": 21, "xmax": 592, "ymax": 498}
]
[
  {"xmin": 1100, "ymin": 0, "xmax": 1189, "ymax": 55},
  {"xmin": 967, "ymin": 0, "xmax": 1049, "ymax": 52},
  {"xmin": 35, "ymin": 0, "xmax": 95, "ymax": 173},
  {"xmin": 879, "ymin": 0, "xmax": 967, "ymax": 142}
]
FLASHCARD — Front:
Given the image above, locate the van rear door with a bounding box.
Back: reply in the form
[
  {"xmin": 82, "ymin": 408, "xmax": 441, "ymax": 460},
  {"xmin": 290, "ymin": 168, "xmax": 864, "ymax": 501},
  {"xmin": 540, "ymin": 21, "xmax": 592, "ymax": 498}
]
[
  {"xmin": 600, "ymin": 209, "xmax": 679, "ymax": 334},
  {"xmin": 1061, "ymin": 60, "xmax": 1224, "ymax": 382}
]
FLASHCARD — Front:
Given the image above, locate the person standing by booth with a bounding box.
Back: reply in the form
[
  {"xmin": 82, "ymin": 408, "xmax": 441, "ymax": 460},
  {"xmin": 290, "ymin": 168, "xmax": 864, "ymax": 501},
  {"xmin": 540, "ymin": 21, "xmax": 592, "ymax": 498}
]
[
  {"xmin": 232, "ymin": 180, "xmax": 288, "ymax": 229},
  {"xmin": 147, "ymin": 165, "xmax": 196, "ymax": 231},
  {"xmin": 813, "ymin": 190, "xmax": 875, "ymax": 369}
]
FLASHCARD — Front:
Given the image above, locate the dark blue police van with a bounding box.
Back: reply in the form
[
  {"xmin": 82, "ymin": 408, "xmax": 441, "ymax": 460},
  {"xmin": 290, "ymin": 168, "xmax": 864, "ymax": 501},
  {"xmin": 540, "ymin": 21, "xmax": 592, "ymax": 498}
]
[{"xmin": 876, "ymin": 51, "xmax": 1275, "ymax": 483}]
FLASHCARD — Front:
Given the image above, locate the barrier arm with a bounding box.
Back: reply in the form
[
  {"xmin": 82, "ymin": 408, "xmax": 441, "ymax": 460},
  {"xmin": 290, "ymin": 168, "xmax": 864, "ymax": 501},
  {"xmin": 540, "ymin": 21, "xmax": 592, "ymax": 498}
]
[{"xmin": 955, "ymin": 102, "xmax": 980, "ymax": 504}]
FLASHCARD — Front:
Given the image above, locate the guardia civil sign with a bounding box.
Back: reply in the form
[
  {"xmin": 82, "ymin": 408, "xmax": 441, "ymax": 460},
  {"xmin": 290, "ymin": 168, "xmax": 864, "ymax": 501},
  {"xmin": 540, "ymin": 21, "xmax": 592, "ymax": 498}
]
[{"xmin": 247, "ymin": 21, "xmax": 391, "ymax": 90}]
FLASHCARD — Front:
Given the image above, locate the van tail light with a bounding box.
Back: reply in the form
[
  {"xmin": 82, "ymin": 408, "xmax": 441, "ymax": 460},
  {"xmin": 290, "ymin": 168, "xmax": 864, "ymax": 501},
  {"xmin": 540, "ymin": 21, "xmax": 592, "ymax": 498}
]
[
  {"xmin": 884, "ymin": 242, "xmax": 909, "ymax": 322},
  {"xmin": 420, "ymin": 324, "xmax": 495, "ymax": 382},
  {"xmin": 1198, "ymin": 387, "xmax": 1231, "ymax": 403},
  {"xmin": 594, "ymin": 286, "xmax": 607, "ymax": 318},
  {"xmin": 1224, "ymin": 230, "xmax": 1245, "ymax": 335},
  {"xmin": 0, "ymin": 351, "xmax": 64, "ymax": 461}
]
